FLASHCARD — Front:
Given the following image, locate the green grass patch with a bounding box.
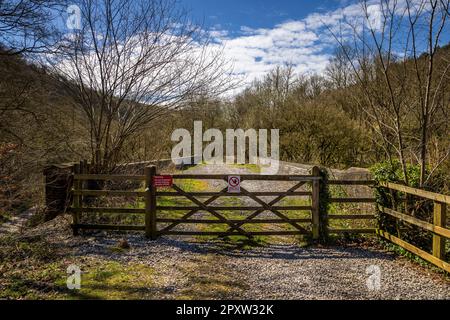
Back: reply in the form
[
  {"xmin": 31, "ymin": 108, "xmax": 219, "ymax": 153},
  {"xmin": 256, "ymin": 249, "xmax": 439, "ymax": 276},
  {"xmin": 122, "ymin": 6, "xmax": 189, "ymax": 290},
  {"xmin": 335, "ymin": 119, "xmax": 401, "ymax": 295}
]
[
  {"xmin": 0, "ymin": 234, "xmax": 161, "ymax": 300},
  {"xmin": 326, "ymin": 185, "xmax": 376, "ymax": 231},
  {"xmin": 230, "ymin": 164, "xmax": 261, "ymax": 174},
  {"xmin": 0, "ymin": 235, "xmax": 65, "ymax": 299},
  {"xmin": 379, "ymin": 240, "xmax": 450, "ymax": 278},
  {"xmin": 195, "ymin": 196, "xmax": 268, "ymax": 246},
  {"xmin": 56, "ymin": 261, "xmax": 156, "ymax": 300},
  {"xmin": 277, "ymin": 196, "xmax": 311, "ymax": 220},
  {"xmin": 173, "ymin": 255, "xmax": 249, "ymax": 299},
  {"xmin": 0, "ymin": 234, "xmax": 158, "ymax": 300},
  {"xmin": 0, "ymin": 210, "xmax": 11, "ymax": 225},
  {"xmin": 194, "ymin": 195, "xmax": 311, "ymax": 247}
]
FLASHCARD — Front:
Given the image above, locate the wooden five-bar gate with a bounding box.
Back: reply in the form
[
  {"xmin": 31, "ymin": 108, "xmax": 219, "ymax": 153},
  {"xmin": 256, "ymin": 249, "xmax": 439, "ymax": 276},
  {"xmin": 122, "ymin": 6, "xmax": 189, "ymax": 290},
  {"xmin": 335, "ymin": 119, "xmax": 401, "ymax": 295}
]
[
  {"xmin": 72, "ymin": 165, "xmax": 326, "ymax": 240},
  {"xmin": 70, "ymin": 162, "xmax": 449, "ymax": 272}
]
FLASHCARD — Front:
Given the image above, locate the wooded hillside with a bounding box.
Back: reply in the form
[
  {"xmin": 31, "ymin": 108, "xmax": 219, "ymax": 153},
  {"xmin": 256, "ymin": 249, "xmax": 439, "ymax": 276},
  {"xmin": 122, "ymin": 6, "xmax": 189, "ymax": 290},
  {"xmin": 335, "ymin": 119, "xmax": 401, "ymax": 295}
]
[{"xmin": 1, "ymin": 0, "xmax": 449, "ymax": 223}]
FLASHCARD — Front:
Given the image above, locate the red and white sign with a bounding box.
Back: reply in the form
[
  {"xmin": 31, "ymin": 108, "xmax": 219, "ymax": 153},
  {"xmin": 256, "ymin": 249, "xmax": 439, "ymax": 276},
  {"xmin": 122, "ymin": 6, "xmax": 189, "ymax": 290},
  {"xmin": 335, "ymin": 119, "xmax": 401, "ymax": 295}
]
[
  {"xmin": 153, "ymin": 175, "xmax": 173, "ymax": 188},
  {"xmin": 228, "ymin": 176, "xmax": 241, "ymax": 193}
]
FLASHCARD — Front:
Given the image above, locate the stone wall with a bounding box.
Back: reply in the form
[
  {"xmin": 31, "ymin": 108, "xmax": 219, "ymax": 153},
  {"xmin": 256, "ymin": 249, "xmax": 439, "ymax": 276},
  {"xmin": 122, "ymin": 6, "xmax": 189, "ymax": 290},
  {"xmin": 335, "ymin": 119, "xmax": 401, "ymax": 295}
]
[
  {"xmin": 43, "ymin": 163, "xmax": 74, "ymax": 221},
  {"xmin": 42, "ymin": 157, "xmax": 194, "ymax": 220}
]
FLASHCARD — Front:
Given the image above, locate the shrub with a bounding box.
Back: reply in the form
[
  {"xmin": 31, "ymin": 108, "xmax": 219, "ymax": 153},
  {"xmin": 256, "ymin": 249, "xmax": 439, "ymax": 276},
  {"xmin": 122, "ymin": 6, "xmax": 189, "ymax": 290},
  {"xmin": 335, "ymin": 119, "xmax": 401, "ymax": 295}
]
[{"xmin": 371, "ymin": 160, "xmax": 444, "ymax": 253}]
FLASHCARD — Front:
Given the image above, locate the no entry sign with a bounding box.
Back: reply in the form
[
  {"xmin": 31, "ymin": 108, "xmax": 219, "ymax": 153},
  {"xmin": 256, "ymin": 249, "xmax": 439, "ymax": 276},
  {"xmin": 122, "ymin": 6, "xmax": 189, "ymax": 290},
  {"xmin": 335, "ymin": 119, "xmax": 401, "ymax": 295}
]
[
  {"xmin": 153, "ymin": 175, "xmax": 173, "ymax": 188},
  {"xmin": 228, "ymin": 176, "xmax": 241, "ymax": 193}
]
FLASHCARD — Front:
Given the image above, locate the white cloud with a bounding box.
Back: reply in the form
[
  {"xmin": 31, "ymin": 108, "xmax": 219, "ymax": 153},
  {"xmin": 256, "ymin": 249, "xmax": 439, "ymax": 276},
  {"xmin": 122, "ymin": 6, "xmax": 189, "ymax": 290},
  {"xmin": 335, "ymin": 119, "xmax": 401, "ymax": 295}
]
[
  {"xmin": 209, "ymin": 29, "xmax": 229, "ymax": 39},
  {"xmin": 209, "ymin": 0, "xmax": 386, "ymax": 88}
]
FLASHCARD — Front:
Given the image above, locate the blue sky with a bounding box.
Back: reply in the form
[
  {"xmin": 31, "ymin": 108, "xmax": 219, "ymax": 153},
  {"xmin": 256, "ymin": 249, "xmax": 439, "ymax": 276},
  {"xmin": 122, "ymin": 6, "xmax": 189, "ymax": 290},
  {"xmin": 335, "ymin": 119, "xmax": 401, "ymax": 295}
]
[
  {"xmin": 49, "ymin": 0, "xmax": 450, "ymax": 90},
  {"xmin": 177, "ymin": 0, "xmax": 450, "ymax": 86},
  {"xmin": 181, "ymin": 0, "xmax": 344, "ymax": 34},
  {"xmin": 176, "ymin": 0, "xmax": 363, "ymax": 84}
]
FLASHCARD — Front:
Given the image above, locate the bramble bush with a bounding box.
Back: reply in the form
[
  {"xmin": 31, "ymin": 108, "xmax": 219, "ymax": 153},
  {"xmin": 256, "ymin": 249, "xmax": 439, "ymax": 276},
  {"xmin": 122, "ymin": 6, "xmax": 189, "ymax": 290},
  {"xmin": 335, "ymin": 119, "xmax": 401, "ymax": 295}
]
[{"xmin": 371, "ymin": 160, "xmax": 446, "ymax": 254}]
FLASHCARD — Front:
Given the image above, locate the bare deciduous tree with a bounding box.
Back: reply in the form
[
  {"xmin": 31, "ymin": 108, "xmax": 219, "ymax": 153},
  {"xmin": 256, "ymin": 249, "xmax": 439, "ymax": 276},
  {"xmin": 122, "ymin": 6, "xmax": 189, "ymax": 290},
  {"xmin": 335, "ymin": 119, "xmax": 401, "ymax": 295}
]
[
  {"xmin": 45, "ymin": 0, "xmax": 233, "ymax": 172},
  {"xmin": 0, "ymin": 0, "xmax": 65, "ymax": 55},
  {"xmin": 327, "ymin": 0, "xmax": 450, "ymax": 186}
]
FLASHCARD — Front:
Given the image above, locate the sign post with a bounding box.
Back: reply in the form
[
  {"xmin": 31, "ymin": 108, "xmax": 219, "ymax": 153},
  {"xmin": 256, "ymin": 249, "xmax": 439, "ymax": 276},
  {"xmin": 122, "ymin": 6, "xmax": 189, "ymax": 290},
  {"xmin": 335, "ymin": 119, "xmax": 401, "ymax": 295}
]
[
  {"xmin": 228, "ymin": 176, "xmax": 241, "ymax": 193},
  {"xmin": 153, "ymin": 175, "xmax": 173, "ymax": 188}
]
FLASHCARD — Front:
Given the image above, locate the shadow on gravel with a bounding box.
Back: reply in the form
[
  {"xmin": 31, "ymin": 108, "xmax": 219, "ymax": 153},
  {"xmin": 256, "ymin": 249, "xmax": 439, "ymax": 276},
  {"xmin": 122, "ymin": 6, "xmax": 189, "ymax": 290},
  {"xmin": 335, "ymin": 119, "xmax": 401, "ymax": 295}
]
[{"xmin": 71, "ymin": 233, "xmax": 396, "ymax": 262}]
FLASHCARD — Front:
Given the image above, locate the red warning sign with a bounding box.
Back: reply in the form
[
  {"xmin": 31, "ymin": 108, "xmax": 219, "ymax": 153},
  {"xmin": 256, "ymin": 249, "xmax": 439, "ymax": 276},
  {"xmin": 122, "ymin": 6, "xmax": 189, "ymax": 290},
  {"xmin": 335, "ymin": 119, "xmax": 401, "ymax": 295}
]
[
  {"xmin": 228, "ymin": 176, "xmax": 241, "ymax": 193},
  {"xmin": 153, "ymin": 175, "xmax": 173, "ymax": 188}
]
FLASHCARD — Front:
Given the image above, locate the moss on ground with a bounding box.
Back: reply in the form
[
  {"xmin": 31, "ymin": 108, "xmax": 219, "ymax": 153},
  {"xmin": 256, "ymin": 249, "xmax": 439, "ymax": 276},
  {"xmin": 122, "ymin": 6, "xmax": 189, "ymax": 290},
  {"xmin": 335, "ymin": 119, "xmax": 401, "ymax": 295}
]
[
  {"xmin": 0, "ymin": 232, "xmax": 246, "ymax": 300},
  {"xmin": 173, "ymin": 255, "xmax": 249, "ymax": 299},
  {"xmin": 230, "ymin": 164, "xmax": 261, "ymax": 174},
  {"xmin": 0, "ymin": 234, "xmax": 160, "ymax": 300},
  {"xmin": 56, "ymin": 260, "xmax": 156, "ymax": 300}
]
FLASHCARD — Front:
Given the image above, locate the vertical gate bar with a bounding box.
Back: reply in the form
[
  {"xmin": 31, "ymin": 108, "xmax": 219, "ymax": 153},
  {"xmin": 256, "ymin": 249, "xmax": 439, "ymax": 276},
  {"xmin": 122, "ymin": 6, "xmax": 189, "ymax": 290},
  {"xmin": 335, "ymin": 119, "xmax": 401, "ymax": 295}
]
[
  {"xmin": 82, "ymin": 159, "xmax": 88, "ymax": 200},
  {"xmin": 312, "ymin": 166, "xmax": 320, "ymax": 240},
  {"xmin": 432, "ymin": 201, "xmax": 447, "ymax": 260},
  {"xmin": 79, "ymin": 160, "xmax": 84, "ymax": 225},
  {"xmin": 145, "ymin": 166, "xmax": 157, "ymax": 239},
  {"xmin": 72, "ymin": 163, "xmax": 80, "ymax": 236},
  {"xmin": 145, "ymin": 166, "xmax": 151, "ymax": 238},
  {"xmin": 150, "ymin": 166, "xmax": 157, "ymax": 240}
]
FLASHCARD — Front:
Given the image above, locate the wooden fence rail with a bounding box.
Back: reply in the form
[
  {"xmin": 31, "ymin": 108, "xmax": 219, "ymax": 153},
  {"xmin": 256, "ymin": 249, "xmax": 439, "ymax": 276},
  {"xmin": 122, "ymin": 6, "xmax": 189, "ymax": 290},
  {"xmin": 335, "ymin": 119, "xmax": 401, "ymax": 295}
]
[
  {"xmin": 377, "ymin": 182, "xmax": 449, "ymax": 272},
  {"xmin": 70, "ymin": 163, "xmax": 379, "ymax": 238},
  {"xmin": 71, "ymin": 163, "xmax": 325, "ymax": 239},
  {"xmin": 69, "ymin": 161, "xmax": 449, "ymax": 272}
]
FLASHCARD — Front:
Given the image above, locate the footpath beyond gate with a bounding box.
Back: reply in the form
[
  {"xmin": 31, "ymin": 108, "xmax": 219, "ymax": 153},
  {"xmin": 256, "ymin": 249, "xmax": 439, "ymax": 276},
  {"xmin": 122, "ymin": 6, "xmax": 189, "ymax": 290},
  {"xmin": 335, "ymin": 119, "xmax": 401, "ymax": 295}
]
[
  {"xmin": 70, "ymin": 162, "xmax": 450, "ymax": 272},
  {"xmin": 72, "ymin": 165, "xmax": 325, "ymax": 239}
]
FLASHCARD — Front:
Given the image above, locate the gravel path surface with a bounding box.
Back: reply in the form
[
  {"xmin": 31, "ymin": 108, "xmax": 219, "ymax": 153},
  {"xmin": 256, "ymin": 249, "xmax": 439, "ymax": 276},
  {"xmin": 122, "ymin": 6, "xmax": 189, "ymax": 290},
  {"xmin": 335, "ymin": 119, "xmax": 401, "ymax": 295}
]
[
  {"xmin": 59, "ymin": 232, "xmax": 448, "ymax": 300},
  {"xmin": 0, "ymin": 208, "xmax": 36, "ymax": 234},
  {"xmin": 4, "ymin": 163, "xmax": 448, "ymax": 300},
  {"xmin": 9, "ymin": 207, "xmax": 450, "ymax": 300}
]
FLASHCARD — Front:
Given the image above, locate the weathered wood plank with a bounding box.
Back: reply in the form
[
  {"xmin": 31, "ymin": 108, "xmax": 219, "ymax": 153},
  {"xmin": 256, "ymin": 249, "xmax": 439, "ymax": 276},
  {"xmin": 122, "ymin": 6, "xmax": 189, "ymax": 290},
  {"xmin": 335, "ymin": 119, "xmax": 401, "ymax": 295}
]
[
  {"xmin": 72, "ymin": 164, "xmax": 81, "ymax": 236},
  {"xmin": 379, "ymin": 182, "xmax": 450, "ymax": 204},
  {"xmin": 377, "ymin": 229, "xmax": 450, "ymax": 273},
  {"xmin": 378, "ymin": 206, "xmax": 450, "ymax": 239},
  {"xmin": 159, "ymin": 186, "xmax": 229, "ymax": 233},
  {"xmin": 171, "ymin": 184, "xmax": 252, "ymax": 238},
  {"xmin": 156, "ymin": 206, "xmax": 313, "ymax": 211},
  {"xmin": 330, "ymin": 198, "xmax": 376, "ymax": 203},
  {"xmin": 145, "ymin": 166, "xmax": 158, "ymax": 240},
  {"xmin": 432, "ymin": 202, "xmax": 447, "ymax": 260},
  {"xmin": 73, "ymin": 190, "xmax": 146, "ymax": 197},
  {"xmin": 73, "ymin": 224, "xmax": 145, "ymax": 231},
  {"xmin": 223, "ymin": 181, "xmax": 309, "ymax": 234},
  {"xmin": 329, "ymin": 229, "xmax": 376, "ymax": 234},
  {"xmin": 328, "ymin": 214, "xmax": 376, "ymax": 220},
  {"xmin": 156, "ymin": 191, "xmax": 312, "ymax": 197},
  {"xmin": 231, "ymin": 185, "xmax": 310, "ymax": 234},
  {"xmin": 71, "ymin": 207, "xmax": 145, "ymax": 214},
  {"xmin": 328, "ymin": 180, "xmax": 376, "ymax": 185},
  {"xmin": 171, "ymin": 174, "xmax": 317, "ymax": 181},
  {"xmin": 156, "ymin": 218, "xmax": 312, "ymax": 224},
  {"xmin": 73, "ymin": 174, "xmax": 146, "ymax": 181},
  {"xmin": 311, "ymin": 167, "xmax": 320, "ymax": 240},
  {"xmin": 159, "ymin": 231, "xmax": 308, "ymax": 236}
]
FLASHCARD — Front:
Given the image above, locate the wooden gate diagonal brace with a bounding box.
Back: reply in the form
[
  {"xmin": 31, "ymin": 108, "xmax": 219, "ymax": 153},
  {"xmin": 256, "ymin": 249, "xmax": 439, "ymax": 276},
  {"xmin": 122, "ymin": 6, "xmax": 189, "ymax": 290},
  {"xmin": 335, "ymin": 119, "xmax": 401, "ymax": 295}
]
[
  {"xmin": 236, "ymin": 186, "xmax": 309, "ymax": 233},
  {"xmin": 170, "ymin": 184, "xmax": 252, "ymax": 238},
  {"xmin": 159, "ymin": 186, "xmax": 229, "ymax": 233},
  {"xmin": 225, "ymin": 181, "xmax": 308, "ymax": 233}
]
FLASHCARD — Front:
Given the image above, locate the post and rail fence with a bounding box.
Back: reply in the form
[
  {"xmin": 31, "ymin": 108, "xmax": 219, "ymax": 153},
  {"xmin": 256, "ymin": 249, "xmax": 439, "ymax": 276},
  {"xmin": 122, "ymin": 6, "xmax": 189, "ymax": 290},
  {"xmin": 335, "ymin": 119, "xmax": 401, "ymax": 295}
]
[
  {"xmin": 376, "ymin": 182, "xmax": 449, "ymax": 272},
  {"xmin": 69, "ymin": 161, "xmax": 449, "ymax": 272}
]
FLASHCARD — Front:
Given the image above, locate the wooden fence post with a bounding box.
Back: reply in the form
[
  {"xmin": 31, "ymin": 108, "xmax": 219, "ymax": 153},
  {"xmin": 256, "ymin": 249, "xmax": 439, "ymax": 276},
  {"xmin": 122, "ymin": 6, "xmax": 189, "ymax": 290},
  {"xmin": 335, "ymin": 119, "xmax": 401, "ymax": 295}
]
[
  {"xmin": 432, "ymin": 202, "xmax": 447, "ymax": 260},
  {"xmin": 72, "ymin": 163, "xmax": 80, "ymax": 236},
  {"xmin": 145, "ymin": 166, "xmax": 157, "ymax": 240},
  {"xmin": 312, "ymin": 166, "xmax": 321, "ymax": 240}
]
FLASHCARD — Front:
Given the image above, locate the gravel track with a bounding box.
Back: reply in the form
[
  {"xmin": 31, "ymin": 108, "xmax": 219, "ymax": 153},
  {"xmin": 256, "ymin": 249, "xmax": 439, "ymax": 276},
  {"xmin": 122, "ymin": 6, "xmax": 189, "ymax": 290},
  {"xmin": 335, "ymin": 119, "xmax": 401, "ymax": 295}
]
[
  {"xmin": 60, "ymin": 232, "xmax": 448, "ymax": 300},
  {"xmin": 10, "ymin": 206, "xmax": 450, "ymax": 300},
  {"xmin": 4, "ymin": 163, "xmax": 448, "ymax": 300}
]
